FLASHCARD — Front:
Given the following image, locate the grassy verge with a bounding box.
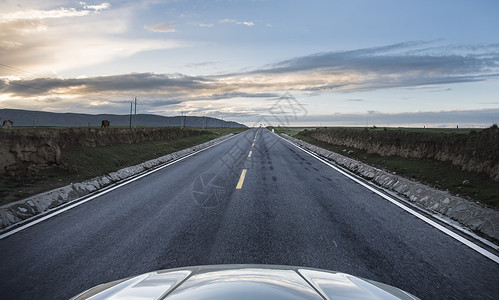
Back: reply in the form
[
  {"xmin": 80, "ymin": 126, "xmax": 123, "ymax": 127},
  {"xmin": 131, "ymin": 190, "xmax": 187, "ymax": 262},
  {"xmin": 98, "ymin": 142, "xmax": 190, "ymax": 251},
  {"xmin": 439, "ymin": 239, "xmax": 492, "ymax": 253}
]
[
  {"xmin": 270, "ymin": 126, "xmax": 317, "ymax": 136},
  {"xmin": 272, "ymin": 127, "xmax": 498, "ymax": 209},
  {"xmin": 271, "ymin": 126, "xmax": 478, "ymax": 135},
  {"xmin": 0, "ymin": 127, "xmax": 247, "ymax": 206}
]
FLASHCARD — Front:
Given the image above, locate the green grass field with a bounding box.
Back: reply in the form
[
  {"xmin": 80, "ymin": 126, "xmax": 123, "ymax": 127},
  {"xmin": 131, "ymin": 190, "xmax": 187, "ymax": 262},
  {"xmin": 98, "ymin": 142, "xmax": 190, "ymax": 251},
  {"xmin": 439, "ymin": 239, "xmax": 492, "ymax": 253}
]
[{"xmin": 271, "ymin": 125, "xmax": 479, "ymax": 135}]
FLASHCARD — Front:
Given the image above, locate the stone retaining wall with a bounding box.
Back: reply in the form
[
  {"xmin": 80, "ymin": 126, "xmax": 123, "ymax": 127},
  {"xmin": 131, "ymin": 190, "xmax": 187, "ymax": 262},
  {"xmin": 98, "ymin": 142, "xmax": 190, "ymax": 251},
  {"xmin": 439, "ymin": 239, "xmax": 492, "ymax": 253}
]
[
  {"xmin": 0, "ymin": 134, "xmax": 233, "ymax": 231},
  {"xmin": 301, "ymin": 126, "xmax": 499, "ymax": 181},
  {"xmin": 281, "ymin": 134, "xmax": 499, "ymax": 242}
]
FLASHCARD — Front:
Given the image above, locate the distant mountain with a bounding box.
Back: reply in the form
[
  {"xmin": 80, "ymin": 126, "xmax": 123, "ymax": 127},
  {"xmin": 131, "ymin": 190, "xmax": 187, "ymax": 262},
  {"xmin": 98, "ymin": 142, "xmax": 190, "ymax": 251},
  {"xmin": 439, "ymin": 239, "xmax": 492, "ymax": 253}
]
[{"xmin": 0, "ymin": 109, "xmax": 246, "ymax": 128}]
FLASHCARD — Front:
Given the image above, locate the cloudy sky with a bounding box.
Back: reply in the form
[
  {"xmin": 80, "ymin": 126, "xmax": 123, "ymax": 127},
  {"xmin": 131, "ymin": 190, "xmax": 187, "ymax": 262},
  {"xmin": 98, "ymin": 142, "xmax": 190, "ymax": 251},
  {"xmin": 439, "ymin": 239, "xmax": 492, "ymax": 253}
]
[{"xmin": 1, "ymin": 0, "xmax": 498, "ymax": 127}]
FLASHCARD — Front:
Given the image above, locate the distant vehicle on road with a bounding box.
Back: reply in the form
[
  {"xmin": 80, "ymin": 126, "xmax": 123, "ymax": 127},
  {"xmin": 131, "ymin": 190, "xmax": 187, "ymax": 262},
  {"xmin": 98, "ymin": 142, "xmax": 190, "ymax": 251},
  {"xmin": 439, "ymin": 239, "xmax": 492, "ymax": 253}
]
[{"xmin": 70, "ymin": 264, "xmax": 419, "ymax": 299}]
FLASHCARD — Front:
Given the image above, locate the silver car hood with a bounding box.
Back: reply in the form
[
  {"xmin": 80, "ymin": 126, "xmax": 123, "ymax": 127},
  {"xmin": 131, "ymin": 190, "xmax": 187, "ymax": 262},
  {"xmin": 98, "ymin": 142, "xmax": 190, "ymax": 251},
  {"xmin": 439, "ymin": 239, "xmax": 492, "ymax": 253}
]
[{"xmin": 71, "ymin": 264, "xmax": 419, "ymax": 300}]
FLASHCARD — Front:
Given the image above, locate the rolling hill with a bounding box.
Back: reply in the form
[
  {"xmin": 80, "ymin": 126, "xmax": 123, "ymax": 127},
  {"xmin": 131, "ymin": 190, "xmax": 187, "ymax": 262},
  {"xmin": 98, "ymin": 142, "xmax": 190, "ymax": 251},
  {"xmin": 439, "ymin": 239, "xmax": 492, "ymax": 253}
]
[{"xmin": 0, "ymin": 109, "xmax": 246, "ymax": 128}]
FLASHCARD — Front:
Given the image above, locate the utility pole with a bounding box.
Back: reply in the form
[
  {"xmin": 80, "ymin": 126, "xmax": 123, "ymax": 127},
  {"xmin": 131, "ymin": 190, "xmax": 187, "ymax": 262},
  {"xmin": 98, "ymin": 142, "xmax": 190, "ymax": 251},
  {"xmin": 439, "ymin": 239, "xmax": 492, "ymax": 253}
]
[
  {"xmin": 134, "ymin": 97, "xmax": 137, "ymax": 128},
  {"xmin": 130, "ymin": 101, "xmax": 133, "ymax": 129}
]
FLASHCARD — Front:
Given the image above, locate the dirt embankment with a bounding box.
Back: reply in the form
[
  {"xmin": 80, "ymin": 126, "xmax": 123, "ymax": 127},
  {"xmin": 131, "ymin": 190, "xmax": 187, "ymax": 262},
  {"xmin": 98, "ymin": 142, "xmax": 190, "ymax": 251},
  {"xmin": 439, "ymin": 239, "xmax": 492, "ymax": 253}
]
[
  {"xmin": 0, "ymin": 127, "xmax": 208, "ymax": 175},
  {"xmin": 300, "ymin": 126, "xmax": 499, "ymax": 181}
]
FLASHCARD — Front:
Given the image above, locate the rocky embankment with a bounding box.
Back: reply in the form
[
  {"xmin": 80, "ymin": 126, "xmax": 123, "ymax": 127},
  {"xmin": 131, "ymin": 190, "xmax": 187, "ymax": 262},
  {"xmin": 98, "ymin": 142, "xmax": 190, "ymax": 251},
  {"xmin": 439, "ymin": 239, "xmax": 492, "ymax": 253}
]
[
  {"xmin": 0, "ymin": 127, "xmax": 209, "ymax": 175},
  {"xmin": 300, "ymin": 126, "xmax": 499, "ymax": 181}
]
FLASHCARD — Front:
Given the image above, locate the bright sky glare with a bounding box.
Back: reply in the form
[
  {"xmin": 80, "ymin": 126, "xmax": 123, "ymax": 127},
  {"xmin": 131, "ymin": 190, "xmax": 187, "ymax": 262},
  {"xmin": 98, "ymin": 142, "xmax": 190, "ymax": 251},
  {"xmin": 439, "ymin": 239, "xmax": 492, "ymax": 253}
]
[{"xmin": 1, "ymin": 0, "xmax": 498, "ymax": 127}]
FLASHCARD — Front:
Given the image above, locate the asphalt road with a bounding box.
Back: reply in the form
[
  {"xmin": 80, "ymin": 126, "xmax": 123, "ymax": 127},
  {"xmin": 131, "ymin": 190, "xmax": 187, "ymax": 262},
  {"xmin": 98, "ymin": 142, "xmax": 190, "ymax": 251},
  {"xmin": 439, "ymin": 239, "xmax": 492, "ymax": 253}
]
[{"xmin": 1, "ymin": 127, "xmax": 498, "ymax": 299}]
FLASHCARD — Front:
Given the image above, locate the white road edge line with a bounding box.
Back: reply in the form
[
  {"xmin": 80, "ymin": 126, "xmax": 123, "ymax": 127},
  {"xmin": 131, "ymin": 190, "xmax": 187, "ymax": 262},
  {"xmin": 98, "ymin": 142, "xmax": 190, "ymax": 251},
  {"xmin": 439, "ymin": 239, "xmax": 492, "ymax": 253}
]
[
  {"xmin": 278, "ymin": 134, "xmax": 499, "ymax": 264},
  {"xmin": 0, "ymin": 133, "xmax": 241, "ymax": 240}
]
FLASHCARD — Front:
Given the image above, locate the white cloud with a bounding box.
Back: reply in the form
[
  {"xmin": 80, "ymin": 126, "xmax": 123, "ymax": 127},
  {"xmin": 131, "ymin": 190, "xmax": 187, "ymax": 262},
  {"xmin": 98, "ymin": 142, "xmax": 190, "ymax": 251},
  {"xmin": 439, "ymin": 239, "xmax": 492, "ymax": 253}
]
[
  {"xmin": 217, "ymin": 18, "xmax": 235, "ymax": 24},
  {"xmin": 79, "ymin": 2, "xmax": 111, "ymax": 11},
  {"xmin": 0, "ymin": 36, "xmax": 181, "ymax": 77},
  {"xmin": 1, "ymin": 40, "xmax": 497, "ymax": 127},
  {"xmin": 0, "ymin": 19, "xmax": 48, "ymax": 38},
  {"xmin": 0, "ymin": 40, "xmax": 22, "ymax": 49},
  {"xmin": 0, "ymin": 3, "xmax": 183, "ymax": 77},
  {"xmin": 5, "ymin": 41, "xmax": 497, "ymax": 98},
  {"xmin": 4, "ymin": 42, "xmax": 498, "ymax": 97},
  {"xmin": 0, "ymin": 8, "xmax": 90, "ymax": 20},
  {"xmin": 199, "ymin": 23, "xmax": 214, "ymax": 28},
  {"xmin": 179, "ymin": 13, "xmax": 198, "ymax": 18},
  {"xmin": 144, "ymin": 22, "xmax": 177, "ymax": 33},
  {"xmin": 217, "ymin": 18, "xmax": 255, "ymax": 26}
]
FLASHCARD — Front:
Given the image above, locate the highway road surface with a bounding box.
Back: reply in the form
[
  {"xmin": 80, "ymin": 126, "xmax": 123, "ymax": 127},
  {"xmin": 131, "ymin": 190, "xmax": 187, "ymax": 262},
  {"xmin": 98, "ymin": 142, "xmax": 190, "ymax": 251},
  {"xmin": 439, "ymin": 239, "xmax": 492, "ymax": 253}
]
[{"xmin": 1, "ymin": 127, "xmax": 498, "ymax": 299}]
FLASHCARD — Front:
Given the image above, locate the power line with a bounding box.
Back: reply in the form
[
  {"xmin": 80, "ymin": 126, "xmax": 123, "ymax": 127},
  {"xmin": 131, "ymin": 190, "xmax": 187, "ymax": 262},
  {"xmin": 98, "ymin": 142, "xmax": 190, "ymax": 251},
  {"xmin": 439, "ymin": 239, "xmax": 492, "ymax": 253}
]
[
  {"xmin": 0, "ymin": 63, "xmax": 43, "ymax": 78},
  {"xmin": 0, "ymin": 63, "xmax": 52, "ymax": 93}
]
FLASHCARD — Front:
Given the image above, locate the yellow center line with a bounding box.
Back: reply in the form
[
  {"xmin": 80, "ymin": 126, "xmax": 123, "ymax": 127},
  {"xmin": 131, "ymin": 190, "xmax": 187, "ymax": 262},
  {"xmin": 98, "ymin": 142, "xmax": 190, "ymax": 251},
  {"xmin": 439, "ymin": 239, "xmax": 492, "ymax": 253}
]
[
  {"xmin": 248, "ymin": 151, "xmax": 252, "ymax": 157},
  {"xmin": 236, "ymin": 169, "xmax": 247, "ymax": 189},
  {"xmin": 252, "ymin": 142, "xmax": 254, "ymax": 147}
]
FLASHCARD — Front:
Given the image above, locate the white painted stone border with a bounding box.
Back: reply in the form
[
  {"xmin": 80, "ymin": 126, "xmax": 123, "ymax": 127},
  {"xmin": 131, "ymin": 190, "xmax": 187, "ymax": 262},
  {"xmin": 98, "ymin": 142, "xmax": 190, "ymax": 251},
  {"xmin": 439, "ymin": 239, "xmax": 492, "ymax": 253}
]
[
  {"xmin": 281, "ymin": 134, "xmax": 499, "ymax": 242},
  {"xmin": 0, "ymin": 134, "xmax": 234, "ymax": 231}
]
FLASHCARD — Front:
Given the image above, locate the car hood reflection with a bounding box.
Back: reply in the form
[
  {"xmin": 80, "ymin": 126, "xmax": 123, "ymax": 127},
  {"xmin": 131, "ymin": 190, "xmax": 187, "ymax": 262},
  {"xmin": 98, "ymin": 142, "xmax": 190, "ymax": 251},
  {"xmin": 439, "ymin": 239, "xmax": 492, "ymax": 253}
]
[{"xmin": 71, "ymin": 264, "xmax": 419, "ymax": 300}]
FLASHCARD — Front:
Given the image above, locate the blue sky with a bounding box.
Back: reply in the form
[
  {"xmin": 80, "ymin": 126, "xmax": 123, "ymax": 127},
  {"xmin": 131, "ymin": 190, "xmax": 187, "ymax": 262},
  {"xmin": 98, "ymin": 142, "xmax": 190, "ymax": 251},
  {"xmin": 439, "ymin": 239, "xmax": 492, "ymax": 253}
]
[{"xmin": 1, "ymin": 0, "xmax": 498, "ymax": 127}]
